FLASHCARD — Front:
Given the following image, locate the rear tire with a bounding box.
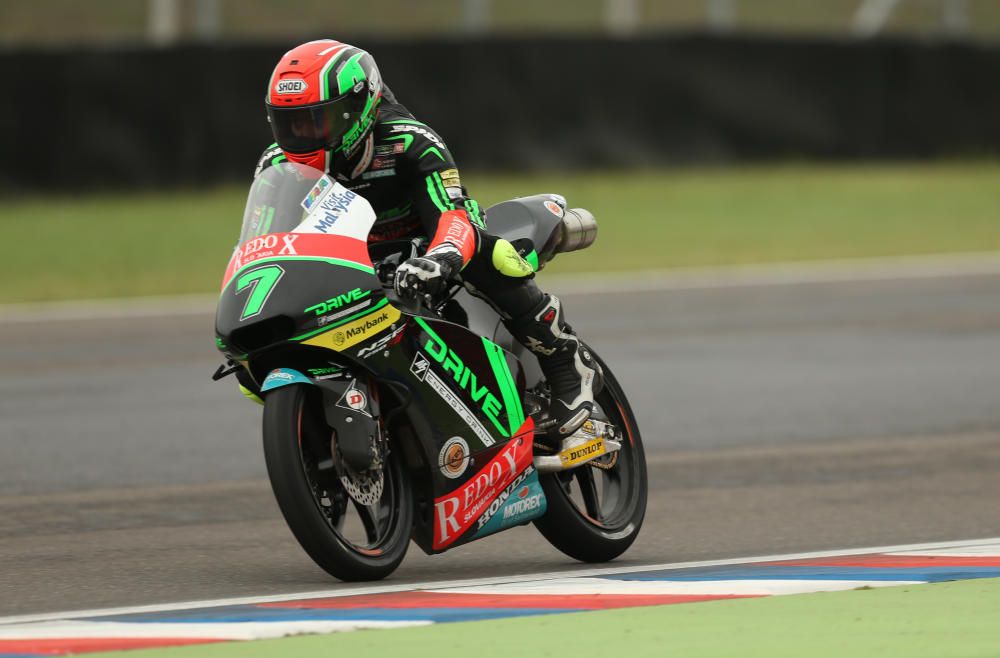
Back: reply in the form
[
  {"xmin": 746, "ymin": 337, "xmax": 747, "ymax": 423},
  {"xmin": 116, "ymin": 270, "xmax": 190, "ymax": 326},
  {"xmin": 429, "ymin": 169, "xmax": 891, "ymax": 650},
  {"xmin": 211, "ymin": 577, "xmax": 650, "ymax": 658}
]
[
  {"xmin": 263, "ymin": 384, "xmax": 413, "ymax": 581},
  {"xmin": 533, "ymin": 347, "xmax": 647, "ymax": 562}
]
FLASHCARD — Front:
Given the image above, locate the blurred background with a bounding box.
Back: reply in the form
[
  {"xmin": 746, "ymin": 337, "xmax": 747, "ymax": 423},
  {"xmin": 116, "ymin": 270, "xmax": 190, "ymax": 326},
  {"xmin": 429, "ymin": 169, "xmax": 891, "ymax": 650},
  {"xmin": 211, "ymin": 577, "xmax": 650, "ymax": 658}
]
[
  {"xmin": 2, "ymin": 2, "xmax": 1000, "ymax": 617},
  {"xmin": 1, "ymin": 0, "xmax": 998, "ymax": 302}
]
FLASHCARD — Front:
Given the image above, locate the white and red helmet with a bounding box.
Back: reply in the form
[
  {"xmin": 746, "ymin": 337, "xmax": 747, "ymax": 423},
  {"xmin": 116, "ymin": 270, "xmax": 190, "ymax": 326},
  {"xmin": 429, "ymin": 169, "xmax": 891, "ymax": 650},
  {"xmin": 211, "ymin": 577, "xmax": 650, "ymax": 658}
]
[{"xmin": 265, "ymin": 40, "xmax": 383, "ymax": 172}]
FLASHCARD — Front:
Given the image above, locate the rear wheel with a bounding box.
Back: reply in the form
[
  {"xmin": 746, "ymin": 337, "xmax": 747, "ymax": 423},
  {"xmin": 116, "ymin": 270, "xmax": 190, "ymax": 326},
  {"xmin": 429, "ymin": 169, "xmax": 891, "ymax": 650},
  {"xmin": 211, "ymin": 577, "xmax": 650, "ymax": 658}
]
[
  {"xmin": 262, "ymin": 384, "xmax": 413, "ymax": 581},
  {"xmin": 533, "ymin": 347, "xmax": 647, "ymax": 562}
]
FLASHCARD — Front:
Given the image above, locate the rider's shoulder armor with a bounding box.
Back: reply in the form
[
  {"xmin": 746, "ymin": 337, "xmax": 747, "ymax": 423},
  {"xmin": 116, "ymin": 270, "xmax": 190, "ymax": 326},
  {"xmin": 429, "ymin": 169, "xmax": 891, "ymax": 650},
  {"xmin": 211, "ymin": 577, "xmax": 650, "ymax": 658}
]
[
  {"xmin": 374, "ymin": 105, "xmax": 456, "ymax": 174},
  {"xmin": 254, "ymin": 143, "xmax": 286, "ymax": 179},
  {"xmin": 372, "ymin": 104, "xmax": 486, "ymax": 229}
]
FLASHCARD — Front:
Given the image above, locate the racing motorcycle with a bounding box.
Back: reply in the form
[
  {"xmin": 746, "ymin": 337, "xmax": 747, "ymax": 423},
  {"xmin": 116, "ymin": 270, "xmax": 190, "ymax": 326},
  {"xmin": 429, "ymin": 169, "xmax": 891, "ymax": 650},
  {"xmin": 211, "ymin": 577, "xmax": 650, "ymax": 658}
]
[{"xmin": 214, "ymin": 162, "xmax": 647, "ymax": 581}]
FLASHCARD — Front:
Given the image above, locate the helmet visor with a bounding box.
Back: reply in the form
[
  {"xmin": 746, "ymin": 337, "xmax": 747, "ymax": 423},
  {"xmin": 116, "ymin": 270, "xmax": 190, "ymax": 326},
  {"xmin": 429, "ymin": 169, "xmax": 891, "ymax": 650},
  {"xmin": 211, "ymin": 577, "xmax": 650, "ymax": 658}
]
[{"xmin": 267, "ymin": 95, "xmax": 363, "ymax": 154}]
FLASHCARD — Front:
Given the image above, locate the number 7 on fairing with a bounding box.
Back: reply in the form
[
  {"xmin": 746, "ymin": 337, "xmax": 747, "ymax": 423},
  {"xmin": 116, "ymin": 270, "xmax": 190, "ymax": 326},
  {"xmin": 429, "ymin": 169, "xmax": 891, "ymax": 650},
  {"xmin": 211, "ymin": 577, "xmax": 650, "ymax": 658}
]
[{"xmin": 236, "ymin": 265, "xmax": 285, "ymax": 321}]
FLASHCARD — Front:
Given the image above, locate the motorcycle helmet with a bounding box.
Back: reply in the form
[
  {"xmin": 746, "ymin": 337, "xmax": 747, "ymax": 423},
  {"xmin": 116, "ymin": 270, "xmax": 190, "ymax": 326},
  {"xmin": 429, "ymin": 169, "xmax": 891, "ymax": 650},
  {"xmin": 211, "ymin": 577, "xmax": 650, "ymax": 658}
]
[{"xmin": 265, "ymin": 40, "xmax": 382, "ymax": 177}]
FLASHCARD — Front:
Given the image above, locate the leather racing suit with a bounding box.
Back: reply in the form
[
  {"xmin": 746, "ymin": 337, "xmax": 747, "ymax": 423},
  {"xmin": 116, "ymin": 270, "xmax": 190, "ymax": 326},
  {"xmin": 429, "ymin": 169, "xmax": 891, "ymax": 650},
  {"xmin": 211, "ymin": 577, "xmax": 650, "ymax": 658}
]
[{"xmin": 254, "ymin": 89, "xmax": 600, "ymax": 446}]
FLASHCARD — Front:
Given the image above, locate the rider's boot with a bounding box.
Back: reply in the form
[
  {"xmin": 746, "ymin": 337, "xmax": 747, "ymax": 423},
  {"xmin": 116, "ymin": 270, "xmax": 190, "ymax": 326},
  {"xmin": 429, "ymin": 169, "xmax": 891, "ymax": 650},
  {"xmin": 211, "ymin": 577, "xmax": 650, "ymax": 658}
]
[{"xmin": 508, "ymin": 294, "xmax": 603, "ymax": 451}]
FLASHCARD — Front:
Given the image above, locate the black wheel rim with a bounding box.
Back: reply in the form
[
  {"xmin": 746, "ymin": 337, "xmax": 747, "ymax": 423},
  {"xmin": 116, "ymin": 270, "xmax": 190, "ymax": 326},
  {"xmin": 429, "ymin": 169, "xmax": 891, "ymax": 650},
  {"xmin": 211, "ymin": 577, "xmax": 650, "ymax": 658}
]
[
  {"xmin": 294, "ymin": 388, "xmax": 402, "ymax": 557},
  {"xmin": 553, "ymin": 387, "xmax": 641, "ymax": 533}
]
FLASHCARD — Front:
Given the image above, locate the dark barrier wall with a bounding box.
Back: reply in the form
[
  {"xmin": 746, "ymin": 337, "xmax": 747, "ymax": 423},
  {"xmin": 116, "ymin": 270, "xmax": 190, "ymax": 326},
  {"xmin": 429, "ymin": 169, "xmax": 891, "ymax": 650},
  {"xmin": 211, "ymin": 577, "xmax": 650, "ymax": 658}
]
[{"xmin": 1, "ymin": 34, "xmax": 998, "ymax": 190}]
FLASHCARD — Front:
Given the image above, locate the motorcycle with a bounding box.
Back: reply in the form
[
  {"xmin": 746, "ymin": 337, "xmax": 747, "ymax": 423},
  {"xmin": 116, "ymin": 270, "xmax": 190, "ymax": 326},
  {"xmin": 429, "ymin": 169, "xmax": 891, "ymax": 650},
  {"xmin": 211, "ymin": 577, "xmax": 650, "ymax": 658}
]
[{"xmin": 214, "ymin": 162, "xmax": 646, "ymax": 581}]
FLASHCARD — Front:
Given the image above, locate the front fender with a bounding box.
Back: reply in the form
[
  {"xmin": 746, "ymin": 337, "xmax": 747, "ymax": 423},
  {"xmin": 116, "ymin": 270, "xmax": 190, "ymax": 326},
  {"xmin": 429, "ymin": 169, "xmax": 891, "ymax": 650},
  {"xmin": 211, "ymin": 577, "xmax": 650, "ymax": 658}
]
[
  {"xmin": 261, "ymin": 367, "xmax": 314, "ymax": 392},
  {"xmin": 260, "ymin": 367, "xmax": 380, "ymax": 471}
]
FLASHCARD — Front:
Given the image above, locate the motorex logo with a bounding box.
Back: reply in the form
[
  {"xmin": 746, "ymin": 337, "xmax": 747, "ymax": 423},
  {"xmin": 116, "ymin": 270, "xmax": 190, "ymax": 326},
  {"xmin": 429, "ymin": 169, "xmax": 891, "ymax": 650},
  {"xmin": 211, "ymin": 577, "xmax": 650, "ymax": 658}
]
[{"xmin": 275, "ymin": 79, "xmax": 307, "ymax": 94}]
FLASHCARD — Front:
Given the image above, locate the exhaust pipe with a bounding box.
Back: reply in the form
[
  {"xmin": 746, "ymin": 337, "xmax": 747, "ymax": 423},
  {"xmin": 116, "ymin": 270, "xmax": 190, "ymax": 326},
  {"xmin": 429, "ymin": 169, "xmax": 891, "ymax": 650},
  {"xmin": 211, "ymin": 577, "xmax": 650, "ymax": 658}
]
[{"xmin": 556, "ymin": 208, "xmax": 598, "ymax": 254}]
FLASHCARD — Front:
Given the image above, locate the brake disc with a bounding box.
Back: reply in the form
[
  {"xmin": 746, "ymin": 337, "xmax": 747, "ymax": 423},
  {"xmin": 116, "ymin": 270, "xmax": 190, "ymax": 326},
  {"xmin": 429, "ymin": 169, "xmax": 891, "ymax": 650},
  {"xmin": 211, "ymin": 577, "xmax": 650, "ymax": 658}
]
[{"xmin": 339, "ymin": 467, "xmax": 384, "ymax": 506}]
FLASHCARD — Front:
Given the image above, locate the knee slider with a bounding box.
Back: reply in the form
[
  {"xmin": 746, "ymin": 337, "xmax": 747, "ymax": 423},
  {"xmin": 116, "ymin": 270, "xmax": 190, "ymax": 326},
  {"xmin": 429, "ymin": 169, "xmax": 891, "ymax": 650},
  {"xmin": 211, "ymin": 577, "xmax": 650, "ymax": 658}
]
[{"xmin": 491, "ymin": 238, "xmax": 535, "ymax": 278}]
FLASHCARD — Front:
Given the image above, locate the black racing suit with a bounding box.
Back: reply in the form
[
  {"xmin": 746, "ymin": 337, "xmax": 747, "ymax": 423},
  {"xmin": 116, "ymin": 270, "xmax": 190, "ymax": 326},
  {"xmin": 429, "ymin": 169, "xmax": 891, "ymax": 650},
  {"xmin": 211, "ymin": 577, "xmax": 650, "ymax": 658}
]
[
  {"xmin": 255, "ymin": 91, "xmax": 597, "ymax": 443},
  {"xmin": 254, "ymin": 95, "xmax": 544, "ymax": 321}
]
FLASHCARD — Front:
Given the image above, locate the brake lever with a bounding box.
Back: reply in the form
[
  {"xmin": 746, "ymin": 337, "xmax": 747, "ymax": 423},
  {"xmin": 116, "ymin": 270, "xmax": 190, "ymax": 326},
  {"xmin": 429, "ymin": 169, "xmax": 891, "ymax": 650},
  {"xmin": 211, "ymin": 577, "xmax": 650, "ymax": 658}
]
[{"xmin": 212, "ymin": 360, "xmax": 242, "ymax": 381}]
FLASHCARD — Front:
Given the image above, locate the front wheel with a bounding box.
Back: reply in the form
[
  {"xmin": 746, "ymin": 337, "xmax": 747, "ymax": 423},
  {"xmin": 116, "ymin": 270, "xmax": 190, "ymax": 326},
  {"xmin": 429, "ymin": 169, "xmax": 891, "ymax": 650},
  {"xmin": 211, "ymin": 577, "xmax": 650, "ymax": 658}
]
[
  {"xmin": 263, "ymin": 384, "xmax": 413, "ymax": 581},
  {"xmin": 533, "ymin": 346, "xmax": 647, "ymax": 562}
]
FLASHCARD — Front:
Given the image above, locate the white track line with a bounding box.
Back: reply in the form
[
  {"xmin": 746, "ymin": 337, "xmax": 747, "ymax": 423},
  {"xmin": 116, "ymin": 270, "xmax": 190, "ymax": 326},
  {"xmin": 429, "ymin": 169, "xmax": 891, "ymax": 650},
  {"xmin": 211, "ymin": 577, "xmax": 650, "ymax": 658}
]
[
  {"xmin": 0, "ymin": 620, "xmax": 428, "ymax": 641},
  {"xmin": 2, "ymin": 536, "xmax": 998, "ymax": 627},
  {"xmin": 3, "ymin": 251, "xmax": 1000, "ymax": 324},
  {"xmin": 438, "ymin": 578, "xmax": 923, "ymax": 597}
]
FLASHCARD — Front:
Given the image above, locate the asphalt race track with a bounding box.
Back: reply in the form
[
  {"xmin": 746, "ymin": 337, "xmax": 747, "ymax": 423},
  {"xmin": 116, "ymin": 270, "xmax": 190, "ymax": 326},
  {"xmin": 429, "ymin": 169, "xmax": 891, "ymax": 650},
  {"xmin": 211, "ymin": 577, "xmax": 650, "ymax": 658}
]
[{"xmin": 2, "ymin": 268, "xmax": 1000, "ymax": 617}]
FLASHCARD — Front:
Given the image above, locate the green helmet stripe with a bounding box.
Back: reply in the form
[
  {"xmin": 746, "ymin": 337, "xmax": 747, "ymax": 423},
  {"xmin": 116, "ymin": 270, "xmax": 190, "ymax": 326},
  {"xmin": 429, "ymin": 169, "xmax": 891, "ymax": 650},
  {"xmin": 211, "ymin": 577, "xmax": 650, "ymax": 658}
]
[
  {"xmin": 336, "ymin": 52, "xmax": 367, "ymax": 95},
  {"xmin": 318, "ymin": 49, "xmax": 349, "ymax": 101}
]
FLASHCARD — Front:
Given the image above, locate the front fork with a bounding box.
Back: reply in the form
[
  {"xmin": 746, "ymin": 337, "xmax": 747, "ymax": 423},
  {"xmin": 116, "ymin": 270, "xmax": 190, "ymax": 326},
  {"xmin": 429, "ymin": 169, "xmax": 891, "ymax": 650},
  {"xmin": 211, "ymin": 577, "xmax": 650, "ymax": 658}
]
[{"xmin": 261, "ymin": 368, "xmax": 383, "ymax": 474}]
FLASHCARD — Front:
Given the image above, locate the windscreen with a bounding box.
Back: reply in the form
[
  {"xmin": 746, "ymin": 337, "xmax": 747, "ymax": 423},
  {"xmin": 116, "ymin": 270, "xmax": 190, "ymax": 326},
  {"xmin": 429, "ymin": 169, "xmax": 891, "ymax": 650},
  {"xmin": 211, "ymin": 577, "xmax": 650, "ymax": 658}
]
[{"xmin": 236, "ymin": 161, "xmax": 375, "ymax": 246}]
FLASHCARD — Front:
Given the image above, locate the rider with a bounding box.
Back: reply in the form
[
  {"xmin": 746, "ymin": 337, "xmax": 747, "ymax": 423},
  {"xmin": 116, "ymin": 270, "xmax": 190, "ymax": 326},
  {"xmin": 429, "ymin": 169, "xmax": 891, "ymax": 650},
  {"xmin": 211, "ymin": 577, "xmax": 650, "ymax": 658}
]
[{"xmin": 255, "ymin": 39, "xmax": 600, "ymax": 449}]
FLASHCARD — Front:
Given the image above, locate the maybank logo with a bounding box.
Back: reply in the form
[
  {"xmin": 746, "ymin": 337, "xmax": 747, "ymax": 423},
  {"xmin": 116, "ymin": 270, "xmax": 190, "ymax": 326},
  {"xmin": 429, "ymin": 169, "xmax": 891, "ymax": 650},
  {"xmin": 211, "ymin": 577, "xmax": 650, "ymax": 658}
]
[
  {"xmin": 346, "ymin": 312, "xmax": 390, "ymax": 339},
  {"xmin": 303, "ymin": 305, "xmax": 401, "ymax": 352}
]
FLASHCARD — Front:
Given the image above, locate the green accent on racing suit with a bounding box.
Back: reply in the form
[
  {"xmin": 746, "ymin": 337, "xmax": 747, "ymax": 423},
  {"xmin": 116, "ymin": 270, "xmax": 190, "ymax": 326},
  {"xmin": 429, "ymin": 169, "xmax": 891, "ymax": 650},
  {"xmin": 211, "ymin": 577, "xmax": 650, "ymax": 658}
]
[
  {"xmin": 385, "ymin": 134, "xmax": 414, "ymax": 152},
  {"xmin": 421, "ymin": 146, "xmax": 445, "ymax": 161},
  {"xmin": 255, "ymin": 101, "xmax": 488, "ymax": 243},
  {"xmin": 525, "ymin": 250, "xmax": 540, "ymax": 271}
]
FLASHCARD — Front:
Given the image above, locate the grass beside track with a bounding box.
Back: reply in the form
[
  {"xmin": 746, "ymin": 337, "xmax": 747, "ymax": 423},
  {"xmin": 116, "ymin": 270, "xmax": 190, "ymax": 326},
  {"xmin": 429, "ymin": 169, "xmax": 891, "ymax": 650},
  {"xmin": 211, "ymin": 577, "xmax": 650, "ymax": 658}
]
[
  {"xmin": 4, "ymin": 162, "xmax": 1000, "ymax": 304},
  {"xmin": 85, "ymin": 578, "xmax": 1000, "ymax": 658}
]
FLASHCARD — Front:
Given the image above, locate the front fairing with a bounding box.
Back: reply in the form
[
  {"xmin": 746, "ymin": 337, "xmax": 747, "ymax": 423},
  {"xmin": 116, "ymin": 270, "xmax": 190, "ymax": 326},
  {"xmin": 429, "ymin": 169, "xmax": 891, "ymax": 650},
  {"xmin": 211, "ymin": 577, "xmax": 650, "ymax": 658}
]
[{"xmin": 214, "ymin": 163, "xmax": 399, "ymax": 363}]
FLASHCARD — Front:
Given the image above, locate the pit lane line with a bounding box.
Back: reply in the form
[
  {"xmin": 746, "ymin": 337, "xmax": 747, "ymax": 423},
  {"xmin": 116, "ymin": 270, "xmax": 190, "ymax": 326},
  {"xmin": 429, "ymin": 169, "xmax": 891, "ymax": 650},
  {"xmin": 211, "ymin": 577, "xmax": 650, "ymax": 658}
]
[
  {"xmin": 2, "ymin": 536, "xmax": 999, "ymax": 627},
  {"xmin": 3, "ymin": 250, "xmax": 1000, "ymax": 324}
]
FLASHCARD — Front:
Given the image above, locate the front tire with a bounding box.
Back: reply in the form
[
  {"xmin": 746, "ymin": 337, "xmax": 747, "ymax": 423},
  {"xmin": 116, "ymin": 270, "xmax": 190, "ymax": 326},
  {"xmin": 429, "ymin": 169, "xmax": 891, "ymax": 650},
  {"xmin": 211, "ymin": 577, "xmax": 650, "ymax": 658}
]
[
  {"xmin": 533, "ymin": 347, "xmax": 647, "ymax": 562},
  {"xmin": 263, "ymin": 384, "xmax": 413, "ymax": 581}
]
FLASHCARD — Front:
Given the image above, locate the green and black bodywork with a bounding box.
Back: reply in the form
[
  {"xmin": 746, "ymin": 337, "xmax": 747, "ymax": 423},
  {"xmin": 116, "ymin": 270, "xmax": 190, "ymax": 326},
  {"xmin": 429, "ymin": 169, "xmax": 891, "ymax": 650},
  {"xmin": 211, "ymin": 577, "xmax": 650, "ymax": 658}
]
[
  {"xmin": 215, "ymin": 163, "xmax": 544, "ymax": 560},
  {"xmin": 214, "ymin": 162, "xmax": 643, "ymax": 581}
]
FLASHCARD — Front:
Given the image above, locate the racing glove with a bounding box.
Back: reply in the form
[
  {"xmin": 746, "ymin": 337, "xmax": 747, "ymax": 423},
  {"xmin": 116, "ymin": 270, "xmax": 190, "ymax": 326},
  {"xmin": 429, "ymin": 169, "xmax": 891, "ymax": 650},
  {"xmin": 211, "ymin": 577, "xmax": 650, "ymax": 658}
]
[{"xmin": 394, "ymin": 244, "xmax": 464, "ymax": 300}]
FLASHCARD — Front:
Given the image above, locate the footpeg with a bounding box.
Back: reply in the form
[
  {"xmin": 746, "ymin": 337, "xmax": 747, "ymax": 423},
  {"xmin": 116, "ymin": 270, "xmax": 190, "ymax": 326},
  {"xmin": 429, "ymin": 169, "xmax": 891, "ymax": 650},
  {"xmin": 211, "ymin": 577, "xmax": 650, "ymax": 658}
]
[{"xmin": 534, "ymin": 418, "xmax": 622, "ymax": 473}]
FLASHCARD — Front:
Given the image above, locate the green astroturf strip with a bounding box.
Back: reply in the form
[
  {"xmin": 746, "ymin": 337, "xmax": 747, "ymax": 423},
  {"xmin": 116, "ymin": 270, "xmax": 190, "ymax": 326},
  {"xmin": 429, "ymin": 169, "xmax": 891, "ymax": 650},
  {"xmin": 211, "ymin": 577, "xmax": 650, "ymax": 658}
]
[
  {"xmin": 4, "ymin": 162, "xmax": 1000, "ymax": 303},
  {"xmin": 85, "ymin": 578, "xmax": 1000, "ymax": 658}
]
